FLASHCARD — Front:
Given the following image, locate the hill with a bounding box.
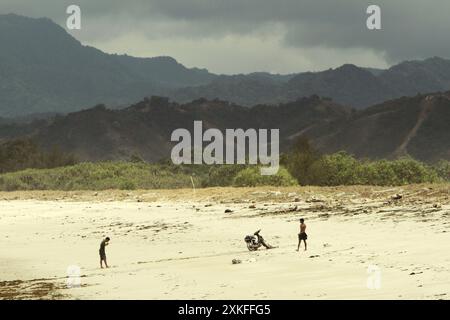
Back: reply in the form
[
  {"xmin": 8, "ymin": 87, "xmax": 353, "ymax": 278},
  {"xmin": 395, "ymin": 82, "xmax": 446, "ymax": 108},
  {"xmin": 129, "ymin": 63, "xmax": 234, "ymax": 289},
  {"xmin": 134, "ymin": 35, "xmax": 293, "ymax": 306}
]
[
  {"xmin": 0, "ymin": 96, "xmax": 350, "ymax": 162},
  {"xmin": 171, "ymin": 58, "xmax": 450, "ymax": 109},
  {"xmin": 0, "ymin": 93, "xmax": 448, "ymax": 163},
  {"xmin": 3, "ymin": 14, "xmax": 450, "ymax": 116},
  {"xmin": 0, "ymin": 14, "xmax": 214, "ymax": 117},
  {"xmin": 308, "ymin": 93, "xmax": 450, "ymax": 162}
]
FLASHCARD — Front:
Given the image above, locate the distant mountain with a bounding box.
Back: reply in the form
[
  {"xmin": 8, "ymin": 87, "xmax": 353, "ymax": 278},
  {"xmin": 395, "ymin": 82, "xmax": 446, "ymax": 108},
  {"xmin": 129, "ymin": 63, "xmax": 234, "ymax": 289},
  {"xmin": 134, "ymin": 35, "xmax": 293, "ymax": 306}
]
[
  {"xmin": 378, "ymin": 57, "xmax": 450, "ymax": 98},
  {"xmin": 170, "ymin": 58, "xmax": 450, "ymax": 108},
  {"xmin": 0, "ymin": 14, "xmax": 214, "ymax": 117},
  {"xmin": 1, "ymin": 93, "xmax": 448, "ymax": 163},
  {"xmin": 363, "ymin": 67, "xmax": 386, "ymax": 76},
  {"xmin": 285, "ymin": 64, "xmax": 394, "ymax": 108},
  {"xmin": 3, "ymin": 13, "xmax": 450, "ymax": 117},
  {"xmin": 167, "ymin": 74, "xmax": 286, "ymax": 107}
]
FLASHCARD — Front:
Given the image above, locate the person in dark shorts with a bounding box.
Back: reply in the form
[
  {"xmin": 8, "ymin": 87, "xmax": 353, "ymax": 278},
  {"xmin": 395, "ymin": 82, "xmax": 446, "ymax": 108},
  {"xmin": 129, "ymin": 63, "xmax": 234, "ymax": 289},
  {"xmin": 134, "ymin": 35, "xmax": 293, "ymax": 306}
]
[
  {"xmin": 297, "ymin": 219, "xmax": 307, "ymax": 251},
  {"xmin": 99, "ymin": 237, "xmax": 110, "ymax": 268}
]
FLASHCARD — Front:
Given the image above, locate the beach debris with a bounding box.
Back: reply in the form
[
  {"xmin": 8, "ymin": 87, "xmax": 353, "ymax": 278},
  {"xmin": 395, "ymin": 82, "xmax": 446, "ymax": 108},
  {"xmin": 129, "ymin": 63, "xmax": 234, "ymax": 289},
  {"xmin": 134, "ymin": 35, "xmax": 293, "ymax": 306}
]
[
  {"xmin": 323, "ymin": 243, "xmax": 331, "ymax": 248},
  {"xmin": 249, "ymin": 205, "xmax": 256, "ymax": 209},
  {"xmin": 309, "ymin": 255, "xmax": 320, "ymax": 259},
  {"xmin": 250, "ymin": 191, "xmax": 266, "ymax": 195},
  {"xmin": 232, "ymin": 258, "xmax": 257, "ymax": 265},
  {"xmin": 294, "ymin": 197, "xmax": 301, "ymax": 202},
  {"xmin": 306, "ymin": 197, "xmax": 324, "ymax": 203},
  {"xmin": 225, "ymin": 209, "xmax": 233, "ymax": 213},
  {"xmin": 392, "ymin": 194, "xmax": 403, "ymax": 200}
]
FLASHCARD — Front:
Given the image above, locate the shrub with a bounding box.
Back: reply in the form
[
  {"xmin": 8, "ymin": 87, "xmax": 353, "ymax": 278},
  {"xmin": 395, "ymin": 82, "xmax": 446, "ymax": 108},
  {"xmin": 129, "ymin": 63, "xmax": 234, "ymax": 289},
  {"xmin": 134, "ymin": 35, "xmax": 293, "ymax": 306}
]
[
  {"xmin": 281, "ymin": 136, "xmax": 320, "ymax": 185},
  {"xmin": 434, "ymin": 160, "xmax": 450, "ymax": 181},
  {"xmin": 119, "ymin": 180, "xmax": 137, "ymax": 190},
  {"xmin": 201, "ymin": 165, "xmax": 247, "ymax": 187},
  {"xmin": 0, "ymin": 139, "xmax": 76, "ymax": 174},
  {"xmin": 284, "ymin": 151, "xmax": 440, "ymax": 186},
  {"xmin": 233, "ymin": 166, "xmax": 297, "ymax": 187},
  {"xmin": 307, "ymin": 152, "xmax": 363, "ymax": 186},
  {"xmin": 0, "ymin": 162, "xmax": 195, "ymax": 191}
]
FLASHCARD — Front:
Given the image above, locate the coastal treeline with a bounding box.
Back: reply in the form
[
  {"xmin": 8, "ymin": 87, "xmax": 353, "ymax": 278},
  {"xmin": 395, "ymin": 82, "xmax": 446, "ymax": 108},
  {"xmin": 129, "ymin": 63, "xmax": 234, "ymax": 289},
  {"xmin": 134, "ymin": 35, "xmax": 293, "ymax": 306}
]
[
  {"xmin": 0, "ymin": 139, "xmax": 76, "ymax": 173},
  {"xmin": 0, "ymin": 138, "xmax": 448, "ymax": 191}
]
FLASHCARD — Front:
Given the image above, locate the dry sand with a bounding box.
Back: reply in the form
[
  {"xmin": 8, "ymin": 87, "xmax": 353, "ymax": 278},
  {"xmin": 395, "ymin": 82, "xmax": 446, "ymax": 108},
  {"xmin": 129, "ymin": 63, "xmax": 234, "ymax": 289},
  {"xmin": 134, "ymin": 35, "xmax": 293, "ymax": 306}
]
[{"xmin": 0, "ymin": 185, "xmax": 449, "ymax": 300}]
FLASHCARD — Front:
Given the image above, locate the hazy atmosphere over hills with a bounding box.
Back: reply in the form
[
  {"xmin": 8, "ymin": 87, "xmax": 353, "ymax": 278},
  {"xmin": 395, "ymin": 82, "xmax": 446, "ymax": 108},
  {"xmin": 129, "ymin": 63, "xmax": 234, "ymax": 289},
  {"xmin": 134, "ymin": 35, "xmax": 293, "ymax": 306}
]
[
  {"xmin": 3, "ymin": 14, "xmax": 450, "ymax": 116},
  {"xmin": 0, "ymin": 13, "xmax": 449, "ymax": 165},
  {"xmin": 0, "ymin": 14, "xmax": 214, "ymax": 117},
  {"xmin": 3, "ymin": 0, "xmax": 450, "ymax": 73}
]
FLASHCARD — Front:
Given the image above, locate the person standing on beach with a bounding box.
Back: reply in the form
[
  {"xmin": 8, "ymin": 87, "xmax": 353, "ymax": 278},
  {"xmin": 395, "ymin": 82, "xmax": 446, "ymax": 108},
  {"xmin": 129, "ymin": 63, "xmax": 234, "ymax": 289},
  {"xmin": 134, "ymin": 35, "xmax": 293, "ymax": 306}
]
[
  {"xmin": 297, "ymin": 219, "xmax": 307, "ymax": 251},
  {"xmin": 99, "ymin": 237, "xmax": 110, "ymax": 268}
]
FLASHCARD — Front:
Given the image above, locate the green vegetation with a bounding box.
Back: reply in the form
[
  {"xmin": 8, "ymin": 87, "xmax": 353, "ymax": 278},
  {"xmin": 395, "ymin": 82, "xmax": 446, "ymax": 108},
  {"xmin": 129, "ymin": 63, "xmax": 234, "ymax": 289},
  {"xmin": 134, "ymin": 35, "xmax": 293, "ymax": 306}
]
[
  {"xmin": 0, "ymin": 161, "xmax": 297, "ymax": 191},
  {"xmin": 233, "ymin": 167, "xmax": 297, "ymax": 187},
  {"xmin": 0, "ymin": 137, "xmax": 447, "ymax": 191},
  {"xmin": 0, "ymin": 139, "xmax": 76, "ymax": 174},
  {"xmin": 305, "ymin": 153, "xmax": 439, "ymax": 186},
  {"xmin": 434, "ymin": 160, "xmax": 450, "ymax": 181},
  {"xmin": 281, "ymin": 138, "xmax": 445, "ymax": 186},
  {"xmin": 281, "ymin": 137, "xmax": 320, "ymax": 186},
  {"xmin": 0, "ymin": 162, "xmax": 192, "ymax": 191}
]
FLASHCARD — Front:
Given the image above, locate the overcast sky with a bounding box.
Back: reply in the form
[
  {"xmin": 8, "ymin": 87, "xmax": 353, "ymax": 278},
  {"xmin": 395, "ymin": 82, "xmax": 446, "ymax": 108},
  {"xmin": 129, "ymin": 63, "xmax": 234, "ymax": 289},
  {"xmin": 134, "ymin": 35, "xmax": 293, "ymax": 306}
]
[{"xmin": 1, "ymin": 0, "xmax": 450, "ymax": 74}]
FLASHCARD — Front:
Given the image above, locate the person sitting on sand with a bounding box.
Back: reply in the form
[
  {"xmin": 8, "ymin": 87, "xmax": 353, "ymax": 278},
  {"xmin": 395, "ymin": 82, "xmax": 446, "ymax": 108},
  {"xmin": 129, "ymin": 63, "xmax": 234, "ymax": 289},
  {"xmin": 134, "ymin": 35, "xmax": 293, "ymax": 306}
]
[
  {"xmin": 254, "ymin": 229, "xmax": 275, "ymax": 249},
  {"xmin": 99, "ymin": 237, "xmax": 110, "ymax": 268},
  {"xmin": 297, "ymin": 219, "xmax": 307, "ymax": 251}
]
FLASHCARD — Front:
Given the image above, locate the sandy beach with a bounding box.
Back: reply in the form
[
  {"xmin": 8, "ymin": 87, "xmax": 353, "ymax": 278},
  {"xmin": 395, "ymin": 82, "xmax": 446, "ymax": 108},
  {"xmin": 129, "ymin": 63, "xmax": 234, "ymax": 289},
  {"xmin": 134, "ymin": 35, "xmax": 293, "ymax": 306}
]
[{"xmin": 0, "ymin": 185, "xmax": 449, "ymax": 300}]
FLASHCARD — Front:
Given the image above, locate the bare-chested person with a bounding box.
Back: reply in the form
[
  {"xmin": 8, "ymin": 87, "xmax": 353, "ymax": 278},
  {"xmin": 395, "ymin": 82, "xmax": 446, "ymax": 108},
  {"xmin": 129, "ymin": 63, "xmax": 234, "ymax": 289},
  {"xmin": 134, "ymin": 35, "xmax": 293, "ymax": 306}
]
[{"xmin": 296, "ymin": 219, "xmax": 307, "ymax": 251}]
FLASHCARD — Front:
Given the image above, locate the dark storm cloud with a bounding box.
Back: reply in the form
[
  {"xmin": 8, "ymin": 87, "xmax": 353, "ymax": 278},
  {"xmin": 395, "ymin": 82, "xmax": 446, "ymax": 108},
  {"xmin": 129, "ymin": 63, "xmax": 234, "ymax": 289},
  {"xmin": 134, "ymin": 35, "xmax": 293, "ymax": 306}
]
[{"xmin": 1, "ymin": 0, "xmax": 450, "ymax": 68}]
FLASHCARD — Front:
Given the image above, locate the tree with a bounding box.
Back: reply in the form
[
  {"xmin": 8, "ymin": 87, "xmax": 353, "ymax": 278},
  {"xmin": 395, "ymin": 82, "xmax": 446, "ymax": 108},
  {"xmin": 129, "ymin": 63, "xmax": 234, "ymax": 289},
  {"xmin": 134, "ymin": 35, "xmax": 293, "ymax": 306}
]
[{"xmin": 282, "ymin": 136, "xmax": 320, "ymax": 185}]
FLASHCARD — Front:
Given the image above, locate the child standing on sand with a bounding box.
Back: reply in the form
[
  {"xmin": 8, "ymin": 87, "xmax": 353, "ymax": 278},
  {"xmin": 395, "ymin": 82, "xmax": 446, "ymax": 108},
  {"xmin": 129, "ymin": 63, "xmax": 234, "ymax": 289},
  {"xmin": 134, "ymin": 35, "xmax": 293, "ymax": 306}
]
[
  {"xmin": 99, "ymin": 237, "xmax": 110, "ymax": 268},
  {"xmin": 297, "ymin": 219, "xmax": 307, "ymax": 251}
]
